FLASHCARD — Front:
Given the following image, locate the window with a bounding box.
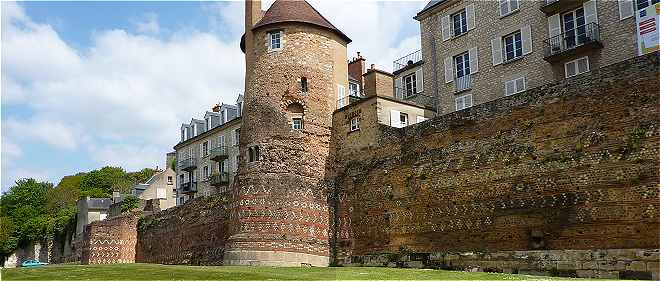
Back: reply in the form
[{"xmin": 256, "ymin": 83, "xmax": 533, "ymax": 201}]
[
  {"xmin": 248, "ymin": 146, "xmax": 260, "ymax": 163},
  {"xmin": 562, "ymin": 8, "xmax": 586, "ymax": 49},
  {"xmin": 505, "ymin": 77, "xmax": 526, "ymax": 96},
  {"xmin": 403, "ymin": 73, "xmax": 417, "ymax": 98},
  {"xmin": 565, "ymin": 57, "xmax": 589, "ymax": 78},
  {"xmin": 454, "ymin": 52, "xmax": 471, "ymax": 78},
  {"xmin": 203, "ymin": 165, "xmax": 209, "ymax": 179},
  {"xmin": 157, "ymin": 188, "xmax": 166, "ymax": 199},
  {"xmin": 637, "ymin": 0, "xmax": 659, "ymax": 10},
  {"xmin": 202, "ymin": 141, "xmax": 209, "ymax": 157},
  {"xmin": 205, "ymin": 118, "xmax": 211, "ymax": 131},
  {"xmin": 235, "ymin": 155, "xmax": 240, "ymax": 172},
  {"xmin": 292, "ymin": 118, "xmax": 303, "ymax": 130},
  {"xmin": 350, "ymin": 117, "xmax": 360, "ymax": 132},
  {"xmin": 268, "ymin": 31, "xmax": 282, "ymax": 51},
  {"xmin": 499, "ymin": 0, "xmax": 519, "ymax": 17},
  {"xmin": 219, "ymin": 135, "xmax": 225, "ymax": 148},
  {"xmin": 300, "ymin": 77, "xmax": 308, "ymax": 93},
  {"xmin": 503, "ymin": 31, "xmax": 523, "ymax": 62},
  {"xmin": 455, "ymin": 94, "xmax": 473, "ymax": 111},
  {"xmin": 167, "ymin": 176, "xmax": 173, "ymax": 185},
  {"xmin": 399, "ymin": 113, "xmax": 409, "ymax": 127},
  {"xmin": 234, "ymin": 129, "xmax": 240, "ymax": 146},
  {"xmin": 452, "ymin": 9, "xmax": 468, "ymax": 37},
  {"xmin": 349, "ymin": 82, "xmax": 359, "ymax": 96}
]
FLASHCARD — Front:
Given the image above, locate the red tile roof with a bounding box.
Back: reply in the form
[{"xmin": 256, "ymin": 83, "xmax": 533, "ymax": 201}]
[{"xmin": 253, "ymin": 0, "xmax": 351, "ymax": 43}]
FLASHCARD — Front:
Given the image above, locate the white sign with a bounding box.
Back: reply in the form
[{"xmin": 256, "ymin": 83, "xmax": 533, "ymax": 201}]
[{"xmin": 636, "ymin": 3, "xmax": 660, "ymax": 55}]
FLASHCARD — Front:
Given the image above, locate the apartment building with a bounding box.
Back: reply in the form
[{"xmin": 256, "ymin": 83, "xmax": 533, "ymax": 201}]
[
  {"xmin": 415, "ymin": 0, "xmax": 645, "ymax": 115},
  {"xmin": 174, "ymin": 97, "xmax": 243, "ymax": 205},
  {"xmin": 392, "ymin": 50, "xmax": 437, "ymax": 109},
  {"xmin": 337, "ymin": 55, "xmax": 434, "ymax": 133},
  {"xmin": 130, "ymin": 152, "xmax": 177, "ymax": 210}
]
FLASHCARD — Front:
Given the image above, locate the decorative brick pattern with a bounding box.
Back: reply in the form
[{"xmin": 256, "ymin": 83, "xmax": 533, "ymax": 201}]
[{"xmin": 81, "ymin": 212, "xmax": 141, "ymax": 265}]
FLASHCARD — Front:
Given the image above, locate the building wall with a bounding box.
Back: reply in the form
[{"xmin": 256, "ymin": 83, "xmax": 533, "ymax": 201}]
[
  {"xmin": 230, "ymin": 21, "xmax": 349, "ymax": 266},
  {"xmin": 331, "ymin": 54, "xmax": 660, "ymax": 278},
  {"xmin": 175, "ymin": 118, "xmax": 241, "ymax": 203},
  {"xmin": 137, "ymin": 169, "xmax": 177, "ymax": 210},
  {"xmin": 418, "ymin": 0, "xmax": 638, "ymax": 115}
]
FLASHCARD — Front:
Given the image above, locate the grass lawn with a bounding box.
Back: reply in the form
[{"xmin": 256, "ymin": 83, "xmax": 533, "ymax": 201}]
[{"xmin": 1, "ymin": 263, "xmax": 607, "ymax": 281}]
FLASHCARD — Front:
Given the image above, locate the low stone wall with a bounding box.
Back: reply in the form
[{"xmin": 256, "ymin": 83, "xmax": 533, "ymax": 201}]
[
  {"xmin": 345, "ymin": 249, "xmax": 660, "ymax": 279},
  {"xmin": 2, "ymin": 241, "xmax": 51, "ymax": 268},
  {"xmin": 81, "ymin": 212, "xmax": 141, "ymax": 264},
  {"xmin": 136, "ymin": 196, "xmax": 230, "ymax": 265}
]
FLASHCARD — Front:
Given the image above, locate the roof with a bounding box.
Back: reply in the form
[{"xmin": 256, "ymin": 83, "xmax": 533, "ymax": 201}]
[
  {"xmin": 416, "ymin": 0, "xmax": 448, "ymax": 18},
  {"xmin": 174, "ymin": 117, "xmax": 242, "ymax": 150},
  {"xmin": 253, "ymin": 0, "xmax": 351, "ymax": 43}
]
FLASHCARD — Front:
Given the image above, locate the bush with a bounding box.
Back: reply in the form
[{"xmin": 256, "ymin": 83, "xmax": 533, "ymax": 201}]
[{"xmin": 120, "ymin": 196, "xmax": 140, "ymax": 213}]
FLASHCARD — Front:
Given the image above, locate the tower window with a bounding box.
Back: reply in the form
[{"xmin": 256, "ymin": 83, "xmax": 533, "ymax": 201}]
[
  {"xmin": 300, "ymin": 77, "xmax": 308, "ymax": 93},
  {"xmin": 350, "ymin": 117, "xmax": 360, "ymax": 132},
  {"xmin": 292, "ymin": 118, "xmax": 303, "ymax": 130},
  {"xmin": 268, "ymin": 31, "xmax": 283, "ymax": 51},
  {"xmin": 248, "ymin": 146, "xmax": 260, "ymax": 163}
]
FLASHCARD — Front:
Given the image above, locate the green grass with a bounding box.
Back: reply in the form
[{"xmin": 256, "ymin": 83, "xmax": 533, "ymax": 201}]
[{"xmin": 1, "ymin": 263, "xmax": 598, "ymax": 281}]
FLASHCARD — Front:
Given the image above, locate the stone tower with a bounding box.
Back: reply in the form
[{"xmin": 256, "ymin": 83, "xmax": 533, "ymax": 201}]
[{"xmin": 225, "ymin": 0, "xmax": 351, "ymax": 266}]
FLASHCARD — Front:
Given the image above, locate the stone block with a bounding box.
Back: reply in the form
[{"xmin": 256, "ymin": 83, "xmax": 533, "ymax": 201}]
[
  {"xmin": 557, "ymin": 261, "xmax": 581, "ymax": 270},
  {"xmin": 626, "ymin": 261, "xmax": 647, "ymax": 272},
  {"xmin": 576, "ymin": 269, "xmax": 595, "ymax": 278},
  {"xmin": 594, "ymin": 270, "xmax": 619, "ymax": 279}
]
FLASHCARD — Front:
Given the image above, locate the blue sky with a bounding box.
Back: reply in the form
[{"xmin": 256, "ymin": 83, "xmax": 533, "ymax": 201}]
[{"xmin": 1, "ymin": 0, "xmax": 426, "ymax": 193}]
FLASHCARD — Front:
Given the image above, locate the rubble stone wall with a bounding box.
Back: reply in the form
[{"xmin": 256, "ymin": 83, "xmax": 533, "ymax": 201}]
[
  {"xmin": 332, "ymin": 53, "xmax": 660, "ymax": 279},
  {"xmin": 81, "ymin": 212, "xmax": 141, "ymax": 265},
  {"xmin": 136, "ymin": 196, "xmax": 230, "ymax": 265}
]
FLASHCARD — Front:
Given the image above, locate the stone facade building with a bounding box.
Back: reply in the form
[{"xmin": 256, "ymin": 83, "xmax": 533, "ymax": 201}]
[
  {"xmin": 174, "ymin": 99, "xmax": 242, "ymax": 205},
  {"xmin": 130, "ymin": 154, "xmax": 177, "ymax": 210},
  {"xmin": 415, "ymin": 0, "xmax": 642, "ymax": 115}
]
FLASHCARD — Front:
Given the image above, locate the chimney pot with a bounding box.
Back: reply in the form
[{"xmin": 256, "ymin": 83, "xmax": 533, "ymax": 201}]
[
  {"xmin": 370, "ymin": 64, "xmax": 375, "ymax": 70},
  {"xmin": 212, "ymin": 104, "xmax": 221, "ymax": 112}
]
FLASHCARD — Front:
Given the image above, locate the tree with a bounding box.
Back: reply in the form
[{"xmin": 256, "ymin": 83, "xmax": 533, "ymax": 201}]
[
  {"xmin": 0, "ymin": 179, "xmax": 52, "ymax": 255},
  {"xmin": 120, "ymin": 195, "xmax": 140, "ymax": 213}
]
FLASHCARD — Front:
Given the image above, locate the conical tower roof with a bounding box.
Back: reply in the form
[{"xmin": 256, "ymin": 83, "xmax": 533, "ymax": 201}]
[{"xmin": 252, "ymin": 0, "xmax": 351, "ymax": 43}]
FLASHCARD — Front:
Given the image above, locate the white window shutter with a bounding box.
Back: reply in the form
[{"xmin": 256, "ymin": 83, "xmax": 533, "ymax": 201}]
[
  {"xmin": 441, "ymin": 15, "xmax": 451, "ymax": 41},
  {"xmin": 395, "ymin": 77, "xmax": 403, "ymax": 97},
  {"xmin": 499, "ymin": 0, "xmax": 509, "ymax": 17},
  {"xmin": 505, "ymin": 80, "xmax": 515, "ymax": 96},
  {"xmin": 455, "ymin": 97, "xmax": 464, "ymax": 111},
  {"xmin": 521, "ymin": 25, "xmax": 533, "ymax": 55},
  {"xmin": 548, "ymin": 14, "xmax": 561, "ymax": 38},
  {"xmin": 618, "ymin": 0, "xmax": 634, "ymax": 20},
  {"xmin": 444, "ymin": 56, "xmax": 454, "ymax": 83},
  {"xmin": 515, "ymin": 77, "xmax": 526, "ymax": 92},
  {"xmin": 415, "ymin": 68, "xmax": 423, "ymax": 93},
  {"xmin": 584, "ymin": 1, "xmax": 598, "ymax": 24},
  {"xmin": 469, "ymin": 47, "xmax": 479, "ymax": 74},
  {"xmin": 491, "ymin": 37, "xmax": 503, "ymax": 66},
  {"xmin": 390, "ymin": 110, "xmax": 401, "ymax": 128},
  {"xmin": 466, "ymin": 4, "xmax": 476, "ymax": 31}
]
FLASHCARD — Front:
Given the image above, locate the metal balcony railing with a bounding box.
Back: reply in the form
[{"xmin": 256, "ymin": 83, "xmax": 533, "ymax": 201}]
[
  {"xmin": 178, "ymin": 157, "xmax": 197, "ymax": 171},
  {"xmin": 210, "ymin": 172, "xmax": 230, "ymax": 187},
  {"xmin": 336, "ymin": 93, "xmax": 365, "ymax": 109},
  {"xmin": 179, "ymin": 182, "xmax": 197, "ymax": 194},
  {"xmin": 209, "ymin": 146, "xmax": 229, "ymax": 162},
  {"xmin": 393, "ymin": 50, "xmax": 423, "ymax": 73},
  {"xmin": 455, "ymin": 74, "xmax": 472, "ymax": 93},
  {"xmin": 544, "ymin": 23, "xmax": 601, "ymax": 59}
]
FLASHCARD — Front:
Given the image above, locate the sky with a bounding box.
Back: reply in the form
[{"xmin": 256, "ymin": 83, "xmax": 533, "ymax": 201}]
[{"xmin": 1, "ymin": 0, "xmax": 428, "ymax": 193}]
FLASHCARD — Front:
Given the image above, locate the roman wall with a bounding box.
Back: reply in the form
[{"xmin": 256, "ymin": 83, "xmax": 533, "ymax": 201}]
[
  {"xmin": 136, "ymin": 196, "xmax": 230, "ymax": 265},
  {"xmin": 80, "ymin": 212, "xmax": 141, "ymax": 265},
  {"xmin": 331, "ymin": 53, "xmax": 660, "ymax": 279}
]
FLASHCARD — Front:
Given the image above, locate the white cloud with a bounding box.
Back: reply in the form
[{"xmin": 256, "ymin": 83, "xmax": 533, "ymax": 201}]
[
  {"xmin": 133, "ymin": 12, "xmax": 161, "ymax": 35},
  {"xmin": 1, "ymin": 2, "xmax": 245, "ymax": 189}
]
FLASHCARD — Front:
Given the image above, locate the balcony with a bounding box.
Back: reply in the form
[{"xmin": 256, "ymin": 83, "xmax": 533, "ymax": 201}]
[
  {"xmin": 178, "ymin": 157, "xmax": 197, "ymax": 172},
  {"xmin": 336, "ymin": 94, "xmax": 365, "ymax": 109},
  {"xmin": 540, "ymin": 0, "xmax": 583, "ymax": 15},
  {"xmin": 544, "ymin": 23, "xmax": 602, "ymax": 62},
  {"xmin": 455, "ymin": 74, "xmax": 472, "ymax": 93},
  {"xmin": 209, "ymin": 146, "xmax": 229, "ymax": 162},
  {"xmin": 179, "ymin": 182, "xmax": 197, "ymax": 194},
  {"xmin": 209, "ymin": 172, "xmax": 230, "ymax": 187},
  {"xmin": 393, "ymin": 50, "xmax": 423, "ymax": 74}
]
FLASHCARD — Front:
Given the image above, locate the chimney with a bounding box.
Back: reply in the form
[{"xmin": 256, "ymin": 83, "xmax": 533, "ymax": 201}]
[
  {"xmin": 166, "ymin": 152, "xmax": 175, "ymax": 171},
  {"xmin": 363, "ymin": 64, "xmax": 394, "ymax": 98},
  {"xmin": 246, "ymin": 0, "xmax": 262, "ymax": 31},
  {"xmin": 348, "ymin": 52, "xmax": 367, "ymax": 89},
  {"xmin": 212, "ymin": 103, "xmax": 221, "ymax": 112}
]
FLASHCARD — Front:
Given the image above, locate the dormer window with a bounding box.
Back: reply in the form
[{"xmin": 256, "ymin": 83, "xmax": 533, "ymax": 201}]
[
  {"xmin": 300, "ymin": 77, "xmax": 308, "ymax": 93},
  {"xmin": 268, "ymin": 31, "xmax": 283, "ymax": 51}
]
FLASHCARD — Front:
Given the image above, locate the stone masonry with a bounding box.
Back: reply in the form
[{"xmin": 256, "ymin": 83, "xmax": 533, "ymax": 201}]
[
  {"xmin": 331, "ymin": 53, "xmax": 659, "ymax": 279},
  {"xmin": 80, "ymin": 212, "xmax": 141, "ymax": 265}
]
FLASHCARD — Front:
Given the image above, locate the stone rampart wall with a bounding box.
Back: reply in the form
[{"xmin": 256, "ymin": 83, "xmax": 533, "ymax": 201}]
[
  {"xmin": 81, "ymin": 212, "xmax": 141, "ymax": 265},
  {"xmin": 332, "ymin": 53, "xmax": 660, "ymax": 279}
]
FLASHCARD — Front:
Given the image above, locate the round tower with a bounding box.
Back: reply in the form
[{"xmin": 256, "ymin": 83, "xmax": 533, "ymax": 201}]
[{"xmin": 225, "ymin": 0, "xmax": 350, "ymax": 266}]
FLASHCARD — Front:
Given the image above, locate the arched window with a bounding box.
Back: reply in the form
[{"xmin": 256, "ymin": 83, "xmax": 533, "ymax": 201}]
[
  {"xmin": 300, "ymin": 77, "xmax": 308, "ymax": 93},
  {"xmin": 248, "ymin": 146, "xmax": 260, "ymax": 163},
  {"xmin": 248, "ymin": 147, "xmax": 254, "ymax": 162},
  {"xmin": 254, "ymin": 146, "xmax": 260, "ymax": 161}
]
